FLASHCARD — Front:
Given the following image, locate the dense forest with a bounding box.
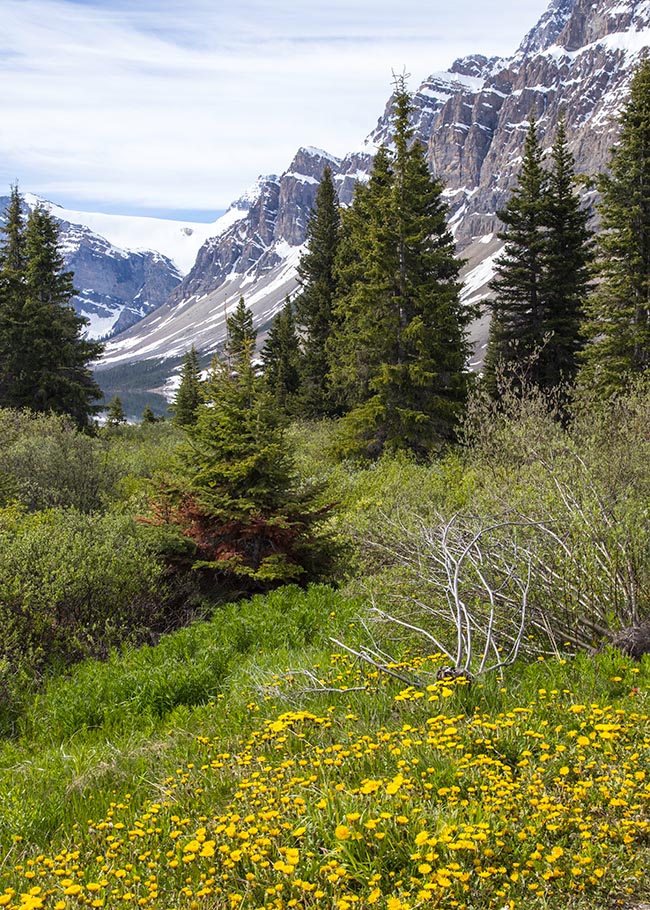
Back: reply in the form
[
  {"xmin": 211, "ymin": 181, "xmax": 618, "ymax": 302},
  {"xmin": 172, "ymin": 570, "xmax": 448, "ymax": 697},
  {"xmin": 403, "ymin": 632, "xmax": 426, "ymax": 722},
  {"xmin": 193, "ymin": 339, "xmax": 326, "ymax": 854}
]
[{"xmin": 0, "ymin": 69, "xmax": 649, "ymax": 910}]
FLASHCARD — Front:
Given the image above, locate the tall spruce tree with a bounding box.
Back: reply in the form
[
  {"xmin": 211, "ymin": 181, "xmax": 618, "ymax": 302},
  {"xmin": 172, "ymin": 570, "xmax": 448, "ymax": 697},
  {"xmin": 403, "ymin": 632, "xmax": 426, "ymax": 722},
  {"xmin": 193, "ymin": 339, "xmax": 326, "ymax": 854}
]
[
  {"xmin": 542, "ymin": 116, "xmax": 593, "ymax": 388},
  {"xmin": 225, "ymin": 296, "xmax": 256, "ymax": 369},
  {"xmin": 172, "ymin": 345, "xmax": 202, "ymax": 427},
  {"xmin": 330, "ymin": 78, "xmax": 470, "ymax": 457},
  {"xmin": 329, "ymin": 146, "xmax": 395, "ymax": 412},
  {"xmin": 0, "ymin": 198, "xmax": 103, "ymax": 428},
  {"xmin": 0, "ymin": 185, "xmax": 27, "ymax": 404},
  {"xmin": 294, "ymin": 166, "xmax": 341, "ymax": 416},
  {"xmin": 486, "ymin": 116, "xmax": 593, "ymax": 394},
  {"xmin": 485, "ymin": 117, "xmax": 549, "ymax": 389},
  {"xmin": 261, "ymin": 298, "xmax": 301, "ymax": 414},
  {"xmin": 579, "ymin": 57, "xmax": 650, "ymax": 397}
]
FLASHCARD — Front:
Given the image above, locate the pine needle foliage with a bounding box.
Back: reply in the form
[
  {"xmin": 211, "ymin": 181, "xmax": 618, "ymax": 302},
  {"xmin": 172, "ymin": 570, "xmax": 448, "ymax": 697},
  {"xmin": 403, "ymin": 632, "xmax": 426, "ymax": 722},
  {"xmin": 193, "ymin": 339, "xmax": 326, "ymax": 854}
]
[
  {"xmin": 330, "ymin": 77, "xmax": 471, "ymax": 458},
  {"xmin": 579, "ymin": 56, "xmax": 650, "ymax": 397},
  {"xmin": 151, "ymin": 343, "xmax": 334, "ymax": 591}
]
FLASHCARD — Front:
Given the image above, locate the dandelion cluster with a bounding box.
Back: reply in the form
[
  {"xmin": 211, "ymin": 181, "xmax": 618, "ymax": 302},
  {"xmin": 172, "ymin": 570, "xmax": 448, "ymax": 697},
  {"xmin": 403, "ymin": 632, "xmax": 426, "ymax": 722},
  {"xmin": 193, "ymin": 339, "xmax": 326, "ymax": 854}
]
[{"xmin": 2, "ymin": 654, "xmax": 649, "ymax": 909}]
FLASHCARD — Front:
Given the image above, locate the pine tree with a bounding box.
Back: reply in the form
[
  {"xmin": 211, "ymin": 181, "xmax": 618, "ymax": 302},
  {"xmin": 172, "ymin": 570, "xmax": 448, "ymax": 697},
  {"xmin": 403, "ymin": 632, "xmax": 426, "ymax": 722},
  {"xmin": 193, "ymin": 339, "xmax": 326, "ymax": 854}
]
[
  {"xmin": 329, "ymin": 146, "xmax": 396, "ymax": 412},
  {"xmin": 225, "ymin": 297, "xmax": 256, "ymax": 370},
  {"xmin": 172, "ymin": 345, "xmax": 202, "ymax": 427},
  {"xmin": 294, "ymin": 166, "xmax": 341, "ymax": 416},
  {"xmin": 330, "ymin": 78, "xmax": 470, "ymax": 457},
  {"xmin": 541, "ymin": 116, "xmax": 593, "ymax": 389},
  {"xmin": 261, "ymin": 298, "xmax": 301, "ymax": 414},
  {"xmin": 151, "ymin": 343, "xmax": 332, "ymax": 589},
  {"xmin": 485, "ymin": 116, "xmax": 549, "ymax": 389},
  {"xmin": 105, "ymin": 394, "xmax": 126, "ymax": 426},
  {"xmin": 0, "ymin": 185, "xmax": 27, "ymax": 404},
  {"xmin": 579, "ymin": 57, "xmax": 650, "ymax": 397},
  {"xmin": 142, "ymin": 403, "xmax": 157, "ymax": 424},
  {"xmin": 1, "ymin": 201, "xmax": 103, "ymax": 428}
]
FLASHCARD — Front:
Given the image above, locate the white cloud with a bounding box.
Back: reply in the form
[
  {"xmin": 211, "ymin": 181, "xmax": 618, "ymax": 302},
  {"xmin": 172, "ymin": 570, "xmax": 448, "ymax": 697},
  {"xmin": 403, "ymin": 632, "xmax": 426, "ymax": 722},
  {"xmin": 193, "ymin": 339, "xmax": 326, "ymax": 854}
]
[{"xmin": 0, "ymin": 0, "xmax": 550, "ymax": 216}]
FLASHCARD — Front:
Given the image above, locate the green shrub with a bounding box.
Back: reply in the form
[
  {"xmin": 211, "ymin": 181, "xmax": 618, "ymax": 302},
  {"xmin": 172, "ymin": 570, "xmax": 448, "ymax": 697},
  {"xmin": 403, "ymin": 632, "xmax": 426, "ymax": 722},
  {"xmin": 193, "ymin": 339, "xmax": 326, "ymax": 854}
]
[
  {"xmin": 335, "ymin": 382, "xmax": 650, "ymax": 674},
  {"xmin": 0, "ymin": 507, "xmax": 172, "ymax": 729},
  {"xmin": 0, "ymin": 409, "xmax": 118, "ymax": 512}
]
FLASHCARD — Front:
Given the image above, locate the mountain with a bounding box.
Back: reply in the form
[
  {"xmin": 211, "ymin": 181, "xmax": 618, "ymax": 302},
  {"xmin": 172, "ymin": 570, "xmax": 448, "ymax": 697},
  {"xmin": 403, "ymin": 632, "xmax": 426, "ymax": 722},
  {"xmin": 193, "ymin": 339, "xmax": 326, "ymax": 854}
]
[
  {"xmin": 90, "ymin": 0, "xmax": 650, "ymax": 377},
  {"xmin": 0, "ymin": 195, "xmax": 259, "ymax": 339}
]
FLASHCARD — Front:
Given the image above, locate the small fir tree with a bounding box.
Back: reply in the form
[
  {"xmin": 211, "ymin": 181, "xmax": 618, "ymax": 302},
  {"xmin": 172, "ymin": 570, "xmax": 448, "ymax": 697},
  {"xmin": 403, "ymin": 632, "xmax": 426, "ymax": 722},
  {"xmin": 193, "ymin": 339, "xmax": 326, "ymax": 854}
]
[
  {"xmin": 105, "ymin": 394, "xmax": 126, "ymax": 426},
  {"xmin": 172, "ymin": 345, "xmax": 202, "ymax": 427},
  {"xmin": 225, "ymin": 297, "xmax": 256, "ymax": 370},
  {"xmin": 141, "ymin": 403, "xmax": 157, "ymax": 424},
  {"xmin": 579, "ymin": 56, "xmax": 650, "ymax": 397},
  {"xmin": 294, "ymin": 166, "xmax": 341, "ymax": 417},
  {"xmin": 261, "ymin": 298, "xmax": 301, "ymax": 414},
  {"xmin": 151, "ymin": 342, "xmax": 332, "ymax": 590}
]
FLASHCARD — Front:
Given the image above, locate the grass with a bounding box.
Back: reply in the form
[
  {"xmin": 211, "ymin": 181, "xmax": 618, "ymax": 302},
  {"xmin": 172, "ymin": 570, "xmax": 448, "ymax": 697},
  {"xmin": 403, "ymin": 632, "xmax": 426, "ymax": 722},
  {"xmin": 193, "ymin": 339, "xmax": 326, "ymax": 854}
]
[{"xmin": 0, "ymin": 586, "xmax": 648, "ymax": 910}]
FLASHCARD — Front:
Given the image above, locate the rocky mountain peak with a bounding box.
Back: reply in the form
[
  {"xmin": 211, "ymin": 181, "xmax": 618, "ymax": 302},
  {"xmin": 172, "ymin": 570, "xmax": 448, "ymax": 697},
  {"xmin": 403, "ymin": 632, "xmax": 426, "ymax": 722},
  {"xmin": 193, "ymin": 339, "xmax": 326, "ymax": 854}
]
[
  {"xmin": 515, "ymin": 0, "xmax": 578, "ymax": 57},
  {"xmin": 99, "ymin": 0, "xmax": 650, "ymax": 378}
]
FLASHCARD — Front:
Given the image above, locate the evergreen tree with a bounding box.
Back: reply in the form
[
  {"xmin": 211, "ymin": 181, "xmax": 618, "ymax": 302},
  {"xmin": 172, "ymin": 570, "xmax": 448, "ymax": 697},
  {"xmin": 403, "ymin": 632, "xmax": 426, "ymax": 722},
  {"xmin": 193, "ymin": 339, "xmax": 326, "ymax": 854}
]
[
  {"xmin": 225, "ymin": 297, "xmax": 256, "ymax": 369},
  {"xmin": 152, "ymin": 343, "xmax": 332, "ymax": 589},
  {"xmin": 105, "ymin": 394, "xmax": 126, "ymax": 426},
  {"xmin": 294, "ymin": 166, "xmax": 341, "ymax": 416},
  {"xmin": 261, "ymin": 298, "xmax": 301, "ymax": 414},
  {"xmin": 486, "ymin": 116, "xmax": 593, "ymax": 394},
  {"xmin": 330, "ymin": 79, "xmax": 470, "ymax": 457},
  {"xmin": 141, "ymin": 403, "xmax": 157, "ymax": 424},
  {"xmin": 579, "ymin": 57, "xmax": 650, "ymax": 397},
  {"xmin": 172, "ymin": 345, "xmax": 202, "ymax": 427},
  {"xmin": 1, "ymin": 201, "xmax": 103, "ymax": 428},
  {"xmin": 0, "ymin": 185, "xmax": 27, "ymax": 404},
  {"xmin": 485, "ymin": 117, "xmax": 549, "ymax": 389},
  {"xmin": 542, "ymin": 116, "xmax": 593, "ymax": 388}
]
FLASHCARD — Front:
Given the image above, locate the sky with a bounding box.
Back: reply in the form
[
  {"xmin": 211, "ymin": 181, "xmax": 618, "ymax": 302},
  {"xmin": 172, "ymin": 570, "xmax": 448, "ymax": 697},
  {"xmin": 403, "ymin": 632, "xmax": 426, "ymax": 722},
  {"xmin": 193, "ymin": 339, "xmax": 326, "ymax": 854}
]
[{"xmin": 1, "ymin": 0, "xmax": 551, "ymax": 221}]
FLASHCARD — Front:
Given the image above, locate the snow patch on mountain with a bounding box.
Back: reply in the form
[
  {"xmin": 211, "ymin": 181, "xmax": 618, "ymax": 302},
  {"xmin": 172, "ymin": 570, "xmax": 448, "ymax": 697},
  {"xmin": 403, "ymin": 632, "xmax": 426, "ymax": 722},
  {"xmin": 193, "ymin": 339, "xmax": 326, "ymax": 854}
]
[{"xmin": 23, "ymin": 191, "xmax": 256, "ymax": 275}]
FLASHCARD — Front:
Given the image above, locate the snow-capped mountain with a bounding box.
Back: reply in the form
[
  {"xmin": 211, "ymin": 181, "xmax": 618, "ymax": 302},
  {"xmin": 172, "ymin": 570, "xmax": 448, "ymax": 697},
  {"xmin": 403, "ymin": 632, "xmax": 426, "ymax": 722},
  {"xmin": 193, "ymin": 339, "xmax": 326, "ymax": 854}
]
[
  {"xmin": 99, "ymin": 0, "xmax": 650, "ymax": 375},
  {"xmin": 0, "ymin": 194, "xmax": 259, "ymax": 339}
]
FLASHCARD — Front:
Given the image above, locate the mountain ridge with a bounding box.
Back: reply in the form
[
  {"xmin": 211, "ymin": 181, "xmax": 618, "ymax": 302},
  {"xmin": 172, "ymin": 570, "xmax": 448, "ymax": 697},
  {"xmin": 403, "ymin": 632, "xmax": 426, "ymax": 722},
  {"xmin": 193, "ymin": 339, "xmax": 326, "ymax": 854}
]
[
  {"xmin": 99, "ymin": 0, "xmax": 650, "ymax": 378},
  {"xmin": 7, "ymin": 0, "xmax": 647, "ymax": 388}
]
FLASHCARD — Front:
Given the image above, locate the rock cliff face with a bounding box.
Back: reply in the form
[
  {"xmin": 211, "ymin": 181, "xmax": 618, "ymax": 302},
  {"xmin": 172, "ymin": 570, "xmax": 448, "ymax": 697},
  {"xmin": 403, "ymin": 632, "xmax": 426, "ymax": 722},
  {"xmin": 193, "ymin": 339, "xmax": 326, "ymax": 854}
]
[
  {"xmin": 426, "ymin": 0, "xmax": 649, "ymax": 249},
  {"xmin": 59, "ymin": 220, "xmax": 182, "ymax": 337},
  {"xmin": 0, "ymin": 196, "xmax": 183, "ymax": 339},
  {"xmin": 100, "ymin": 0, "xmax": 650, "ymax": 371}
]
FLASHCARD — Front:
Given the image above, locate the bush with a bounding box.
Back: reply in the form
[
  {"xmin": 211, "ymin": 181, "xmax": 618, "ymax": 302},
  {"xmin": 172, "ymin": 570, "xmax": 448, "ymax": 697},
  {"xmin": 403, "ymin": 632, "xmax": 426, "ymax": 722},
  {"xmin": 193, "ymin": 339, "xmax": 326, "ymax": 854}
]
[
  {"xmin": 0, "ymin": 409, "xmax": 118, "ymax": 512},
  {"xmin": 0, "ymin": 507, "xmax": 173, "ymax": 728},
  {"xmin": 339, "ymin": 381, "xmax": 650, "ymax": 677}
]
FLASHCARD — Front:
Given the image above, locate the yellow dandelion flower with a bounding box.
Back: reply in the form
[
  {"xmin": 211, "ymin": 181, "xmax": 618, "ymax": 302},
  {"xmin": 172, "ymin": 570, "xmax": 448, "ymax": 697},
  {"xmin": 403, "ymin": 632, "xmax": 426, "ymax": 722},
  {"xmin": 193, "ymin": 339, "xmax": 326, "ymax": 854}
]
[
  {"xmin": 335, "ymin": 825, "xmax": 351, "ymax": 840},
  {"xmin": 386, "ymin": 774, "xmax": 404, "ymax": 795}
]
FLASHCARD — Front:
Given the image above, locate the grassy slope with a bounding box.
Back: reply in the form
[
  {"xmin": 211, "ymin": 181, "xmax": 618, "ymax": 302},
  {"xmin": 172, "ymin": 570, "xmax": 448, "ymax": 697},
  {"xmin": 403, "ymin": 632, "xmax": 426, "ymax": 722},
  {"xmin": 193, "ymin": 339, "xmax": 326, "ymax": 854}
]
[{"xmin": 0, "ymin": 585, "xmax": 648, "ymax": 910}]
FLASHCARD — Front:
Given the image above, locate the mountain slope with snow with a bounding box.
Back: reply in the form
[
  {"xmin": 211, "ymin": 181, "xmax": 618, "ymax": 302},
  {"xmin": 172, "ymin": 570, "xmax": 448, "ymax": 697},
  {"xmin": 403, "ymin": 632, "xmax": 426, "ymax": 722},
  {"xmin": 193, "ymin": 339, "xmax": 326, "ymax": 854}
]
[{"xmin": 92, "ymin": 0, "xmax": 650, "ymax": 376}]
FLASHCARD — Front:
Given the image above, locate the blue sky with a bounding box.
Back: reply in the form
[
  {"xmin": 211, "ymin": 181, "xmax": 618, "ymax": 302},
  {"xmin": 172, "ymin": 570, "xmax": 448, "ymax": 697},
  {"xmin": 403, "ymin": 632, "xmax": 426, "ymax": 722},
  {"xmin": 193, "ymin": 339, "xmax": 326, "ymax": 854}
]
[{"xmin": 1, "ymin": 0, "xmax": 550, "ymax": 220}]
